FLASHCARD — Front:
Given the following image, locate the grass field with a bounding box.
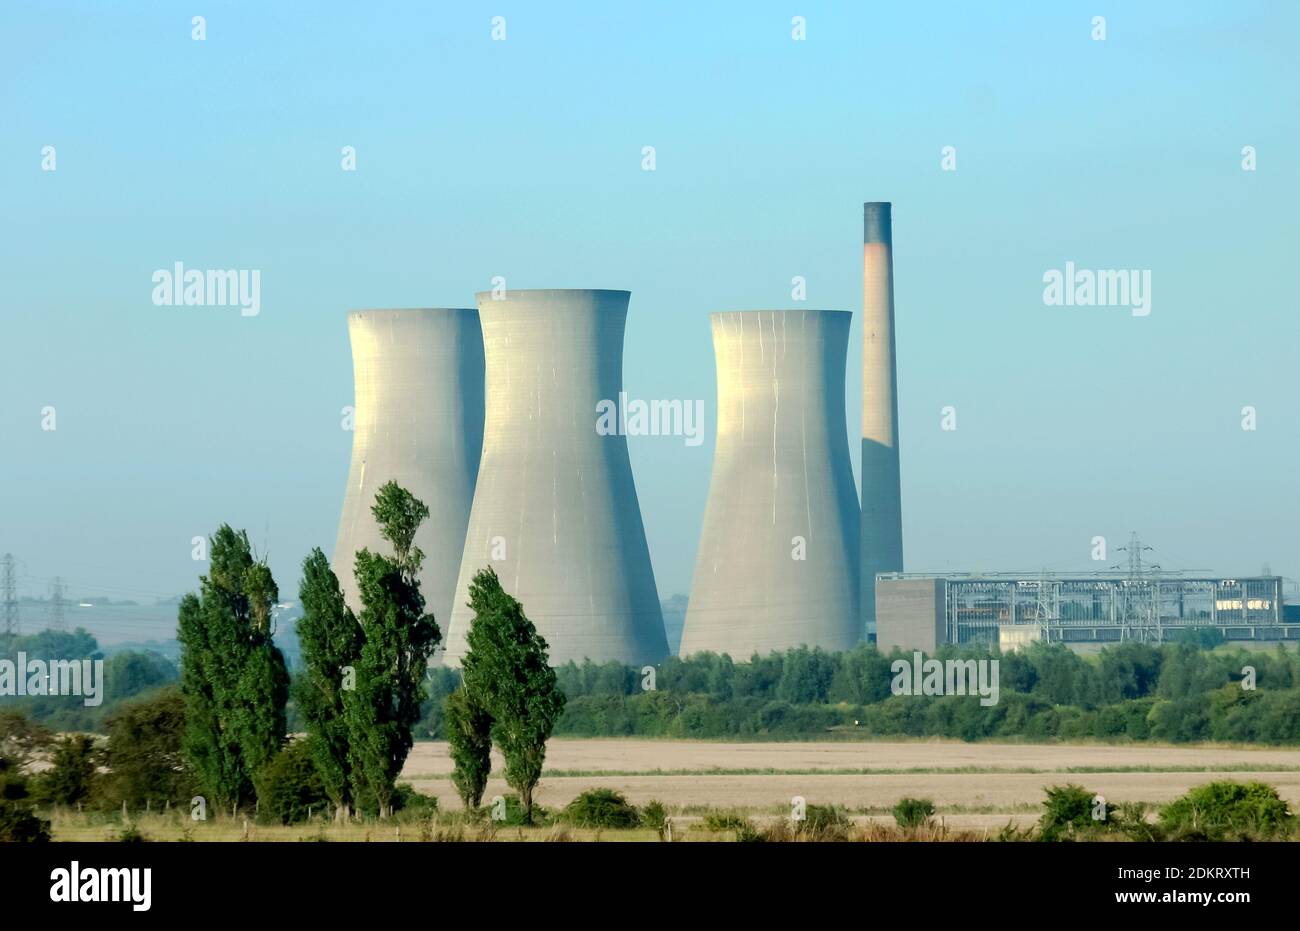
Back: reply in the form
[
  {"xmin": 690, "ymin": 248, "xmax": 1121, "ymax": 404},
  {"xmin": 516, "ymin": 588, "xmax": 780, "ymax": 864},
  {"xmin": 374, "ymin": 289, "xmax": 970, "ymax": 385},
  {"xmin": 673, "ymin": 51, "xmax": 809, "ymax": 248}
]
[{"xmin": 45, "ymin": 737, "xmax": 1300, "ymax": 841}]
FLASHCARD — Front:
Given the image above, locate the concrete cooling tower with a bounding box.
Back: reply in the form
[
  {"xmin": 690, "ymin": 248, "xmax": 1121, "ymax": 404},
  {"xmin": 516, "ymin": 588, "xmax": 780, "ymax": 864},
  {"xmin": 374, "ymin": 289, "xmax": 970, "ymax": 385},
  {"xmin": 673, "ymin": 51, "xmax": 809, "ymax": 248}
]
[
  {"xmin": 333, "ymin": 308, "xmax": 485, "ymax": 633},
  {"xmin": 861, "ymin": 202, "xmax": 904, "ymax": 637},
  {"xmin": 679, "ymin": 310, "xmax": 861, "ymax": 658},
  {"xmin": 442, "ymin": 289, "xmax": 668, "ymax": 667}
]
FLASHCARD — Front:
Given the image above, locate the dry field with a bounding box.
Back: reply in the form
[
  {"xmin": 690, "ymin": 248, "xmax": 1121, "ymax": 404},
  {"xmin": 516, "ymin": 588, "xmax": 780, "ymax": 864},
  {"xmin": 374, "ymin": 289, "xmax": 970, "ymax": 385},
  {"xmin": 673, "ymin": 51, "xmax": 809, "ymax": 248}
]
[
  {"xmin": 402, "ymin": 737, "xmax": 1300, "ymax": 827},
  {"xmin": 45, "ymin": 737, "xmax": 1300, "ymax": 840}
]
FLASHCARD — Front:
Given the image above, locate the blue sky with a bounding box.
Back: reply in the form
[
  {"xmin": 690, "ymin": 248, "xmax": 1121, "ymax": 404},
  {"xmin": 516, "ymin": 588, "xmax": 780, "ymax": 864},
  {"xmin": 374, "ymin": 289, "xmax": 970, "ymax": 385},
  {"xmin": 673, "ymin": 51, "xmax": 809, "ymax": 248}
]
[{"xmin": 2, "ymin": 1, "xmax": 1297, "ymax": 632}]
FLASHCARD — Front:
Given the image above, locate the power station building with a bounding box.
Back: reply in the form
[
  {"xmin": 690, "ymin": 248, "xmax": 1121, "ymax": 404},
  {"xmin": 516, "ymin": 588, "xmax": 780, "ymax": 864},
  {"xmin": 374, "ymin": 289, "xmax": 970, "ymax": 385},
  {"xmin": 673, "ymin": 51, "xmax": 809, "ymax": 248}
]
[
  {"xmin": 861, "ymin": 202, "xmax": 905, "ymax": 640},
  {"xmin": 679, "ymin": 310, "xmax": 860, "ymax": 658},
  {"xmin": 333, "ymin": 308, "xmax": 485, "ymax": 629},
  {"xmin": 441, "ymin": 289, "xmax": 668, "ymax": 667},
  {"xmin": 876, "ymin": 572, "xmax": 1295, "ymax": 652}
]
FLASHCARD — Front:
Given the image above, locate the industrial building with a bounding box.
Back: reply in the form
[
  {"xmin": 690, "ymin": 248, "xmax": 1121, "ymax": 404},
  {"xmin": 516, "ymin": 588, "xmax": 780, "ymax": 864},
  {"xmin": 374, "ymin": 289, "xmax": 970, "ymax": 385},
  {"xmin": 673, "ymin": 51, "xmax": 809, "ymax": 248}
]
[
  {"xmin": 680, "ymin": 310, "xmax": 861, "ymax": 658},
  {"xmin": 332, "ymin": 308, "xmax": 485, "ymax": 628},
  {"xmin": 860, "ymin": 202, "xmax": 905, "ymax": 639},
  {"xmin": 876, "ymin": 572, "xmax": 1296, "ymax": 653},
  {"xmin": 441, "ymin": 289, "xmax": 668, "ymax": 667}
]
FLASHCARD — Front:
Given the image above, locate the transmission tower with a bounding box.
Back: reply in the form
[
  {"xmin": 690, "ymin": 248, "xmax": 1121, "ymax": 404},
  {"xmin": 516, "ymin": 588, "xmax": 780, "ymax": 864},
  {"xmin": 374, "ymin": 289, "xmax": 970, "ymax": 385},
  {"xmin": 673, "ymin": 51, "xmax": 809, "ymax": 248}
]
[
  {"xmin": 48, "ymin": 576, "xmax": 67, "ymax": 631},
  {"xmin": 2, "ymin": 554, "xmax": 17, "ymax": 636},
  {"xmin": 1114, "ymin": 532, "xmax": 1161, "ymax": 642}
]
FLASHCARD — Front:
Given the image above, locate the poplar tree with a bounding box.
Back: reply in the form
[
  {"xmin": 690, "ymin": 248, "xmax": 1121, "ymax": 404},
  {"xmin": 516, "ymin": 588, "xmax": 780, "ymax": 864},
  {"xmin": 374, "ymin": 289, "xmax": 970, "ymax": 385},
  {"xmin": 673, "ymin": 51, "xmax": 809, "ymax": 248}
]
[
  {"xmin": 444, "ymin": 686, "xmax": 492, "ymax": 809},
  {"xmin": 461, "ymin": 566, "xmax": 565, "ymax": 823},
  {"xmin": 177, "ymin": 525, "xmax": 288, "ymax": 810},
  {"xmin": 295, "ymin": 548, "xmax": 363, "ymax": 820},
  {"xmin": 343, "ymin": 482, "xmax": 441, "ymax": 818}
]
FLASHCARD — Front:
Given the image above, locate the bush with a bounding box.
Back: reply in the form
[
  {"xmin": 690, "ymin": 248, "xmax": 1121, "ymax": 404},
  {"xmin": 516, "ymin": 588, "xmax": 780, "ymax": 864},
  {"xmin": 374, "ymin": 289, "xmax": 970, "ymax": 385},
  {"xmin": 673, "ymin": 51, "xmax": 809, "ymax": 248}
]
[
  {"xmin": 892, "ymin": 797, "xmax": 936, "ymax": 829},
  {"xmin": 639, "ymin": 799, "xmax": 668, "ymax": 832},
  {"xmin": 790, "ymin": 803, "xmax": 852, "ymax": 841},
  {"xmin": 1159, "ymin": 781, "xmax": 1294, "ymax": 841},
  {"xmin": 702, "ymin": 810, "xmax": 760, "ymax": 840},
  {"xmin": 564, "ymin": 788, "xmax": 640, "ymax": 829},
  {"xmin": 0, "ymin": 802, "xmax": 51, "ymax": 842},
  {"xmin": 97, "ymin": 687, "xmax": 195, "ymax": 810},
  {"xmin": 0, "ymin": 759, "xmax": 49, "ymax": 842},
  {"xmin": 485, "ymin": 794, "xmax": 552, "ymax": 827},
  {"xmin": 254, "ymin": 739, "xmax": 329, "ymax": 825},
  {"xmin": 391, "ymin": 783, "xmax": 438, "ymax": 817},
  {"xmin": 33, "ymin": 735, "xmax": 98, "ymax": 806},
  {"xmin": 1038, "ymin": 784, "xmax": 1112, "ymax": 841}
]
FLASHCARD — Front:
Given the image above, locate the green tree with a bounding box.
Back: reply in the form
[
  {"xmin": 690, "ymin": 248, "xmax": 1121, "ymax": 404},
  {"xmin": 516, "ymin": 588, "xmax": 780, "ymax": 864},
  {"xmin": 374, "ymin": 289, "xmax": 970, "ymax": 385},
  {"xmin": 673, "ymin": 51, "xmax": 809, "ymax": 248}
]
[
  {"xmin": 295, "ymin": 548, "xmax": 364, "ymax": 820},
  {"xmin": 34, "ymin": 734, "xmax": 98, "ymax": 806},
  {"xmin": 0, "ymin": 757, "xmax": 49, "ymax": 843},
  {"xmin": 177, "ymin": 526, "xmax": 289, "ymax": 811},
  {"xmin": 461, "ymin": 567, "xmax": 565, "ymax": 824},
  {"xmin": 444, "ymin": 686, "xmax": 493, "ymax": 809},
  {"xmin": 98, "ymin": 686, "xmax": 196, "ymax": 810},
  {"xmin": 343, "ymin": 482, "xmax": 441, "ymax": 818}
]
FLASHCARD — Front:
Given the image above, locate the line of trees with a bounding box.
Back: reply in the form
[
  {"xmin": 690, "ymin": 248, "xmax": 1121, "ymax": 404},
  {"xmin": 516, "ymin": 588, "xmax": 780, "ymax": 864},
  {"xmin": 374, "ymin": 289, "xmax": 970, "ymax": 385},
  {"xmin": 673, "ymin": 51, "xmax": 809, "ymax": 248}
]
[
  {"xmin": 545, "ymin": 640, "xmax": 1300, "ymax": 743},
  {"xmin": 179, "ymin": 481, "xmax": 441, "ymax": 819}
]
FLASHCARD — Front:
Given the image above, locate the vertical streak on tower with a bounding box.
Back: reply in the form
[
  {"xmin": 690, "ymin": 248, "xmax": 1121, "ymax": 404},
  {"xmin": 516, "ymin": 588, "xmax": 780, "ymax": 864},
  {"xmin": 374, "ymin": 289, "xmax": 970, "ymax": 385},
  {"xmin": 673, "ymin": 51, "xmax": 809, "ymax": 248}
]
[
  {"xmin": 861, "ymin": 202, "xmax": 904, "ymax": 637},
  {"xmin": 680, "ymin": 310, "xmax": 860, "ymax": 657},
  {"xmin": 442, "ymin": 289, "xmax": 668, "ymax": 667},
  {"xmin": 333, "ymin": 308, "xmax": 485, "ymax": 631}
]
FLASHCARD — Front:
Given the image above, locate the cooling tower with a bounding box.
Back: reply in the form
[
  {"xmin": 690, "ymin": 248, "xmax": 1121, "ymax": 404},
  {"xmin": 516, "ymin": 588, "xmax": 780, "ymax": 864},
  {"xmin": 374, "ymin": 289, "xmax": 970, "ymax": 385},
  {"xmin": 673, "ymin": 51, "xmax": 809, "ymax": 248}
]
[
  {"xmin": 333, "ymin": 308, "xmax": 485, "ymax": 632},
  {"xmin": 442, "ymin": 289, "xmax": 668, "ymax": 667},
  {"xmin": 861, "ymin": 202, "xmax": 904, "ymax": 637},
  {"xmin": 679, "ymin": 310, "xmax": 861, "ymax": 658}
]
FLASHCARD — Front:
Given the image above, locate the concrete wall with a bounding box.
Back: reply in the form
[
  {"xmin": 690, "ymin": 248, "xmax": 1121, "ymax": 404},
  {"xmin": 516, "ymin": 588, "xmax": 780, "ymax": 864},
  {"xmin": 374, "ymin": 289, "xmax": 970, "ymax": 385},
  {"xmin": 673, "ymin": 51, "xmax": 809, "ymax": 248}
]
[
  {"xmin": 680, "ymin": 310, "xmax": 860, "ymax": 658},
  {"xmin": 333, "ymin": 308, "xmax": 485, "ymax": 633},
  {"xmin": 876, "ymin": 578, "xmax": 946, "ymax": 654},
  {"xmin": 861, "ymin": 202, "xmax": 905, "ymax": 637},
  {"xmin": 442, "ymin": 289, "xmax": 668, "ymax": 666}
]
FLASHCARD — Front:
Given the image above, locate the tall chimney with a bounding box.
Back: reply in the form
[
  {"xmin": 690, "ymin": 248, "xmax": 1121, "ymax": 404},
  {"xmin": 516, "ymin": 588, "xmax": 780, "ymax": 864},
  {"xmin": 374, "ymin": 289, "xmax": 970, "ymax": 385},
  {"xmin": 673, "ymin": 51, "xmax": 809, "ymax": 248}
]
[{"xmin": 861, "ymin": 202, "xmax": 904, "ymax": 638}]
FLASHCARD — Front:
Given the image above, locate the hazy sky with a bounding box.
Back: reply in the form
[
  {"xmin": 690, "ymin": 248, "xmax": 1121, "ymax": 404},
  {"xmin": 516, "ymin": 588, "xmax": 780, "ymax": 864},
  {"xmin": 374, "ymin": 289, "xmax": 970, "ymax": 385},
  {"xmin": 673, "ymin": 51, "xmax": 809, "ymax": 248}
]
[{"xmin": 2, "ymin": 2, "xmax": 1297, "ymax": 633}]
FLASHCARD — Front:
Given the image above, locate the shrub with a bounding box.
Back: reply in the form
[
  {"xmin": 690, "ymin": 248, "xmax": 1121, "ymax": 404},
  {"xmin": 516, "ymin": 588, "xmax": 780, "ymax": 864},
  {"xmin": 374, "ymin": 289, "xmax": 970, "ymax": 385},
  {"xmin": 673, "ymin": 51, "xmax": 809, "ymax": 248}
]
[
  {"xmin": 1159, "ymin": 781, "xmax": 1294, "ymax": 841},
  {"xmin": 702, "ymin": 810, "xmax": 760, "ymax": 840},
  {"xmin": 892, "ymin": 797, "xmax": 936, "ymax": 829},
  {"xmin": 783, "ymin": 803, "xmax": 851, "ymax": 841},
  {"xmin": 1038, "ymin": 784, "xmax": 1112, "ymax": 841},
  {"xmin": 33, "ymin": 734, "xmax": 98, "ymax": 806},
  {"xmin": 639, "ymin": 799, "xmax": 668, "ymax": 832},
  {"xmin": 564, "ymin": 788, "xmax": 640, "ymax": 829},
  {"xmin": 486, "ymin": 794, "xmax": 552, "ymax": 827},
  {"xmin": 97, "ymin": 686, "xmax": 195, "ymax": 810},
  {"xmin": 391, "ymin": 783, "xmax": 439, "ymax": 817},
  {"xmin": 254, "ymin": 739, "xmax": 330, "ymax": 825},
  {"xmin": 0, "ymin": 757, "xmax": 50, "ymax": 842}
]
